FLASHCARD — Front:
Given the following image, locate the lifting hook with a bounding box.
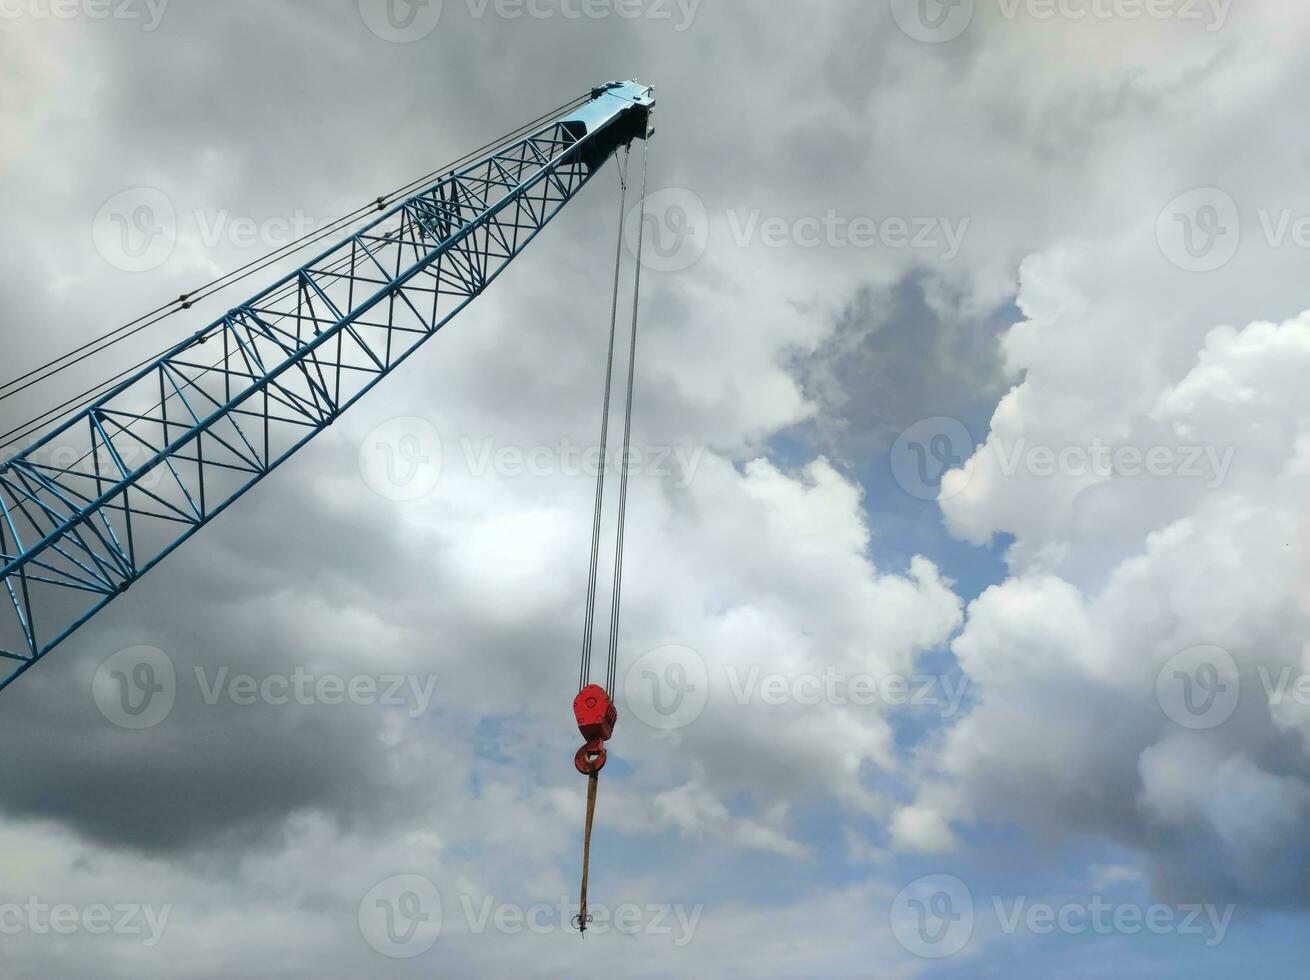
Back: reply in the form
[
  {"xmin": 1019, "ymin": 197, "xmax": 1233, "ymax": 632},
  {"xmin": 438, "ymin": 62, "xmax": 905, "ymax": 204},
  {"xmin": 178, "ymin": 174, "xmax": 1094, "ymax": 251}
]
[{"xmin": 573, "ymin": 684, "xmax": 617, "ymax": 775}]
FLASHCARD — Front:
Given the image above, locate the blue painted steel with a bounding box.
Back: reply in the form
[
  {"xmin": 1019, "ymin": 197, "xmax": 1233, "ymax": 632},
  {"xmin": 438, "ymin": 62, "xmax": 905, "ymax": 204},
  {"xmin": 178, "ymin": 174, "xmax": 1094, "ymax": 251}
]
[{"xmin": 0, "ymin": 81, "xmax": 654, "ymax": 690}]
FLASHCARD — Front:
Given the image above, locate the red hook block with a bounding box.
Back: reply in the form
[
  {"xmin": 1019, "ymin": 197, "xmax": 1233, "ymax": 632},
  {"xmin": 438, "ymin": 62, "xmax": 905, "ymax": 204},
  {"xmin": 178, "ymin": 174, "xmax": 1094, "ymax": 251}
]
[{"xmin": 573, "ymin": 684, "xmax": 617, "ymax": 775}]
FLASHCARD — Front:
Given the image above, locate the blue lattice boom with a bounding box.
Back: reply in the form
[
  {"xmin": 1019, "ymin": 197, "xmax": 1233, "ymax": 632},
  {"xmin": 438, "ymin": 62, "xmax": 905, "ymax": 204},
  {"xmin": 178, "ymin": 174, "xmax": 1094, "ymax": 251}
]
[{"xmin": 0, "ymin": 81, "xmax": 654, "ymax": 690}]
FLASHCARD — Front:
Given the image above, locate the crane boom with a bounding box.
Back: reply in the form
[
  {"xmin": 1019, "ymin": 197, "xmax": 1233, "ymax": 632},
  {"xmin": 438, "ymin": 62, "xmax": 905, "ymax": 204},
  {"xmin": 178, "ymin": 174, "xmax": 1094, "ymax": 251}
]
[{"xmin": 0, "ymin": 81, "xmax": 654, "ymax": 691}]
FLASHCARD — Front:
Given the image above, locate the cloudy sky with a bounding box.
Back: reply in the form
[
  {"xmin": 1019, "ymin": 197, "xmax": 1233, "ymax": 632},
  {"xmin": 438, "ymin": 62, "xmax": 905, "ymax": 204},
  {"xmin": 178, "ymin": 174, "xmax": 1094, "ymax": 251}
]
[{"xmin": 2, "ymin": 0, "xmax": 1310, "ymax": 976}]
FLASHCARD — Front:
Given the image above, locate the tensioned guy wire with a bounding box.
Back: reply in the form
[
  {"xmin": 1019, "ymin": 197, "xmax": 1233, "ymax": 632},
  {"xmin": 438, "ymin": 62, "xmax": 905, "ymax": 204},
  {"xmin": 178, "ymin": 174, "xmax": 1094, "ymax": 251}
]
[{"xmin": 0, "ymin": 94, "xmax": 592, "ymax": 455}]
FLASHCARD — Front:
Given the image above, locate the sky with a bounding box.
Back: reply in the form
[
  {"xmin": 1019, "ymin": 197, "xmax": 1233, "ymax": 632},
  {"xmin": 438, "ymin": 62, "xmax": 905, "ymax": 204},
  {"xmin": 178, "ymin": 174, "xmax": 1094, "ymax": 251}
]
[{"xmin": 1, "ymin": 0, "xmax": 1310, "ymax": 976}]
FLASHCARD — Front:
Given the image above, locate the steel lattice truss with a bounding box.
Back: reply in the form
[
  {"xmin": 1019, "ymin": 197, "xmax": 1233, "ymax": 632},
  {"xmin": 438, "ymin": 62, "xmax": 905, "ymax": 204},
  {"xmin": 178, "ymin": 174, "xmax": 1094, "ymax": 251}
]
[{"xmin": 0, "ymin": 81, "xmax": 654, "ymax": 689}]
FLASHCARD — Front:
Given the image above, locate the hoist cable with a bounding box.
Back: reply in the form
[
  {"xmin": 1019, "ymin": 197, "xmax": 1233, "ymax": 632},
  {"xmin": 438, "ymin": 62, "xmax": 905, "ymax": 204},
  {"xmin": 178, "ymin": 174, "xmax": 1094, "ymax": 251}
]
[
  {"xmin": 604, "ymin": 136, "xmax": 649, "ymax": 697},
  {"xmin": 0, "ymin": 94, "xmax": 590, "ymax": 410},
  {"xmin": 578, "ymin": 146, "xmax": 631, "ymax": 692},
  {"xmin": 574, "ymin": 133, "xmax": 649, "ymax": 937}
]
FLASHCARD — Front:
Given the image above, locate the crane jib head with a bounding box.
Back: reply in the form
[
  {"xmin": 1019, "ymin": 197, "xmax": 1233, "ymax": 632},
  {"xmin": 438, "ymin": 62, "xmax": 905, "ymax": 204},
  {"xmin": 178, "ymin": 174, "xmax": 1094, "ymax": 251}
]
[{"xmin": 561, "ymin": 80, "xmax": 655, "ymax": 173}]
